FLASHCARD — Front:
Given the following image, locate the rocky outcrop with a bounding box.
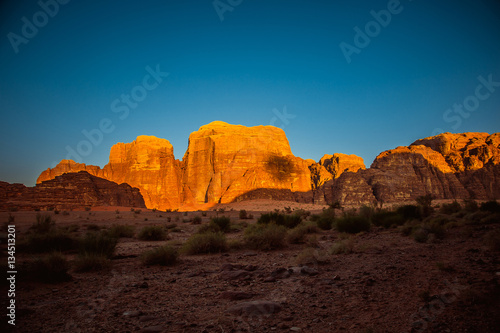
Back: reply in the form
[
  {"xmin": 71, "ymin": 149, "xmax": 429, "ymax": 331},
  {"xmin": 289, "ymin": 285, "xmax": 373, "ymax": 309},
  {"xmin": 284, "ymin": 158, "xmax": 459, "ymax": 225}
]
[
  {"xmin": 319, "ymin": 153, "xmax": 366, "ymax": 178},
  {"xmin": 1, "ymin": 171, "xmax": 145, "ymax": 211},
  {"xmin": 180, "ymin": 121, "xmax": 312, "ymax": 207},
  {"xmin": 33, "ymin": 126, "xmax": 500, "ymax": 210}
]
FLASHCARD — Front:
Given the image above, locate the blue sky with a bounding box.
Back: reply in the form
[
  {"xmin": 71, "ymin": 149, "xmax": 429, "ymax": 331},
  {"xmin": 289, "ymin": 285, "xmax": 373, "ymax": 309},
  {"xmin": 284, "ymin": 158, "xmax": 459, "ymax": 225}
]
[{"xmin": 1, "ymin": 0, "xmax": 499, "ymax": 186}]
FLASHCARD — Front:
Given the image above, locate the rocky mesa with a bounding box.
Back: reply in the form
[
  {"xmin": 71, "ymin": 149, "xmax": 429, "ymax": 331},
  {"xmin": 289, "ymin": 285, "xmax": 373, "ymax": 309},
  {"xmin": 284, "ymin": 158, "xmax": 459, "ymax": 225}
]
[
  {"xmin": 1, "ymin": 171, "xmax": 145, "ymax": 211},
  {"xmin": 32, "ymin": 124, "xmax": 500, "ymax": 211}
]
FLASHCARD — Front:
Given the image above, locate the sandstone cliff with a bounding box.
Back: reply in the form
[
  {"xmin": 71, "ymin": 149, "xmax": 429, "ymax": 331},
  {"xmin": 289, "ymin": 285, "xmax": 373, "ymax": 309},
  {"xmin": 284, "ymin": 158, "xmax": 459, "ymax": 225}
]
[
  {"xmin": 1, "ymin": 171, "xmax": 145, "ymax": 210},
  {"xmin": 33, "ymin": 127, "xmax": 500, "ymax": 210},
  {"xmin": 180, "ymin": 121, "xmax": 312, "ymax": 208}
]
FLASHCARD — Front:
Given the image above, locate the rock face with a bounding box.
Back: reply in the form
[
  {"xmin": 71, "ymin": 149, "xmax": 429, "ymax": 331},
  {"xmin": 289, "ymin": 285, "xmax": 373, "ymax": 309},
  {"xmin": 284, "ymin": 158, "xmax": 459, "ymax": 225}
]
[
  {"xmin": 180, "ymin": 121, "xmax": 312, "ymax": 207},
  {"xmin": 316, "ymin": 132, "xmax": 500, "ymax": 205},
  {"xmin": 33, "ymin": 127, "xmax": 500, "ymax": 210},
  {"xmin": 1, "ymin": 171, "xmax": 145, "ymax": 210},
  {"xmin": 319, "ymin": 153, "xmax": 366, "ymax": 178},
  {"xmin": 102, "ymin": 135, "xmax": 181, "ymax": 210}
]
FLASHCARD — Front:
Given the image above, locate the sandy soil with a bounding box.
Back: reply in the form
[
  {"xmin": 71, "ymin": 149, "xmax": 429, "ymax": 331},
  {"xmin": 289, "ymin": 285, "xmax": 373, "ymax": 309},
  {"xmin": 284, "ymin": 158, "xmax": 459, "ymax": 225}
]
[{"xmin": 1, "ymin": 202, "xmax": 499, "ymax": 333}]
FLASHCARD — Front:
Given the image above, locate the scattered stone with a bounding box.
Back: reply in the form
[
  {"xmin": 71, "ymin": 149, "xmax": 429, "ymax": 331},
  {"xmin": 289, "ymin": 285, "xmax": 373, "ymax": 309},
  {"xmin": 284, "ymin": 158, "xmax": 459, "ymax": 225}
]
[
  {"xmin": 220, "ymin": 270, "xmax": 252, "ymax": 281},
  {"xmin": 264, "ymin": 276, "xmax": 277, "ymax": 283},
  {"xmin": 123, "ymin": 310, "xmax": 142, "ymax": 317},
  {"xmin": 290, "ymin": 327, "xmax": 301, "ymax": 332},
  {"xmin": 271, "ymin": 267, "xmax": 291, "ymax": 279},
  {"xmin": 300, "ymin": 266, "xmax": 319, "ymax": 276},
  {"xmin": 226, "ymin": 300, "xmax": 282, "ymax": 316}
]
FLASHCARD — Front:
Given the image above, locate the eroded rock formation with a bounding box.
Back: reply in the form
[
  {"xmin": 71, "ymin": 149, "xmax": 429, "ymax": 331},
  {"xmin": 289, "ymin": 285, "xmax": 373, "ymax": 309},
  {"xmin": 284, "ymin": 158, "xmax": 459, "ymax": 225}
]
[
  {"xmin": 1, "ymin": 171, "xmax": 145, "ymax": 210},
  {"xmin": 32, "ymin": 126, "xmax": 500, "ymax": 210}
]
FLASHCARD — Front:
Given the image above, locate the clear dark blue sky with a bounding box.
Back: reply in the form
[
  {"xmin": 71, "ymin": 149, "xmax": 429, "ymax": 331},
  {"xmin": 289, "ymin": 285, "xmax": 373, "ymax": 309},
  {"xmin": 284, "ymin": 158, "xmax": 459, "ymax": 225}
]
[{"xmin": 1, "ymin": 0, "xmax": 499, "ymax": 186}]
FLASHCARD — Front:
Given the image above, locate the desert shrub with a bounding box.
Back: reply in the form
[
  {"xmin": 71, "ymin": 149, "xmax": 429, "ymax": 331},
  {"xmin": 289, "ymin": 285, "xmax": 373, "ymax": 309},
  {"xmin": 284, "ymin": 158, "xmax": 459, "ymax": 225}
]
[
  {"xmin": 413, "ymin": 228, "xmax": 429, "ymax": 243},
  {"xmin": 108, "ymin": 224, "xmax": 135, "ymax": 238},
  {"xmin": 296, "ymin": 247, "xmax": 328, "ymax": 265},
  {"xmin": 74, "ymin": 253, "xmax": 110, "ymax": 272},
  {"xmin": 463, "ymin": 199, "xmax": 479, "ymax": 212},
  {"xmin": 142, "ymin": 245, "xmax": 178, "ymax": 266},
  {"xmin": 316, "ymin": 215, "xmax": 334, "ymax": 230},
  {"xmin": 359, "ymin": 205, "xmax": 375, "ymax": 220},
  {"xmin": 244, "ymin": 224, "xmax": 287, "ymax": 251},
  {"xmin": 484, "ymin": 230, "xmax": 500, "ymax": 251},
  {"xmin": 28, "ymin": 253, "xmax": 71, "ymax": 283},
  {"xmin": 258, "ymin": 212, "xmax": 301, "ymax": 229},
  {"xmin": 62, "ymin": 211, "xmax": 70, "ymax": 216},
  {"xmin": 115, "ymin": 209, "xmax": 120, "ymax": 214},
  {"xmin": 192, "ymin": 216, "xmax": 202, "ymax": 224},
  {"xmin": 480, "ymin": 213, "xmax": 500, "ymax": 224},
  {"xmin": 335, "ymin": 216, "xmax": 370, "ymax": 234},
  {"xmin": 182, "ymin": 232, "xmax": 227, "ymax": 255},
  {"xmin": 134, "ymin": 209, "xmax": 142, "ymax": 214},
  {"xmin": 201, "ymin": 211, "xmax": 207, "ymax": 217},
  {"xmin": 416, "ymin": 194, "xmax": 434, "ymax": 217},
  {"xmin": 329, "ymin": 201, "xmax": 342, "ymax": 209},
  {"xmin": 396, "ymin": 205, "xmax": 422, "ymax": 220},
  {"xmin": 79, "ymin": 231, "xmax": 117, "ymax": 258},
  {"xmin": 84, "ymin": 206, "xmax": 91, "ymax": 211},
  {"xmin": 293, "ymin": 209, "xmax": 311, "ymax": 220},
  {"xmin": 439, "ymin": 201, "xmax": 462, "ymax": 215},
  {"xmin": 138, "ymin": 225, "xmax": 167, "ymax": 241},
  {"xmin": 22, "ymin": 230, "xmax": 77, "ymax": 253},
  {"xmin": 210, "ymin": 216, "xmax": 231, "ymax": 232},
  {"xmin": 480, "ymin": 200, "xmax": 500, "ymax": 213},
  {"xmin": 32, "ymin": 213, "xmax": 55, "ymax": 233},
  {"xmin": 287, "ymin": 222, "xmax": 318, "ymax": 244},
  {"xmin": 372, "ymin": 211, "xmax": 405, "ymax": 228},
  {"xmin": 239, "ymin": 210, "xmax": 248, "ymax": 219},
  {"xmin": 86, "ymin": 224, "xmax": 100, "ymax": 231},
  {"xmin": 330, "ymin": 238, "xmax": 354, "ymax": 254},
  {"xmin": 54, "ymin": 210, "xmax": 60, "ymax": 215}
]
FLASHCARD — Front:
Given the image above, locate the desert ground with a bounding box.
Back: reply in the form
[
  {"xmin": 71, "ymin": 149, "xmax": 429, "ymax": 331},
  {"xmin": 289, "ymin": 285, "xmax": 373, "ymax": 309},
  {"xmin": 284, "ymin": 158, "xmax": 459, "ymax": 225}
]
[{"xmin": 1, "ymin": 199, "xmax": 499, "ymax": 333}]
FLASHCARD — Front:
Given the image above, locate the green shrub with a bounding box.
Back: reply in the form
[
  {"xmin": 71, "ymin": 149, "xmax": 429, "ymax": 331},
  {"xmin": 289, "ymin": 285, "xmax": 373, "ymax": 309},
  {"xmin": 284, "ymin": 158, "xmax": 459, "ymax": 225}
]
[
  {"xmin": 182, "ymin": 232, "xmax": 227, "ymax": 255},
  {"xmin": 86, "ymin": 224, "xmax": 100, "ymax": 231},
  {"xmin": 480, "ymin": 200, "xmax": 500, "ymax": 213},
  {"xmin": 372, "ymin": 211, "xmax": 405, "ymax": 228},
  {"xmin": 74, "ymin": 254, "xmax": 110, "ymax": 272},
  {"xmin": 335, "ymin": 216, "xmax": 370, "ymax": 234},
  {"xmin": 296, "ymin": 247, "xmax": 328, "ymax": 265},
  {"xmin": 257, "ymin": 212, "xmax": 301, "ymax": 229},
  {"xmin": 23, "ymin": 230, "xmax": 77, "ymax": 253},
  {"xmin": 79, "ymin": 231, "xmax": 117, "ymax": 258},
  {"xmin": 316, "ymin": 216, "xmax": 334, "ymax": 230},
  {"xmin": 416, "ymin": 194, "xmax": 434, "ymax": 217},
  {"xmin": 439, "ymin": 201, "xmax": 462, "ymax": 215},
  {"xmin": 244, "ymin": 224, "xmax": 287, "ymax": 251},
  {"xmin": 108, "ymin": 224, "xmax": 135, "ymax": 238},
  {"xmin": 463, "ymin": 199, "xmax": 479, "ymax": 212},
  {"xmin": 330, "ymin": 238, "xmax": 354, "ymax": 254},
  {"xmin": 413, "ymin": 228, "xmax": 428, "ymax": 243},
  {"xmin": 138, "ymin": 226, "xmax": 167, "ymax": 241},
  {"xmin": 28, "ymin": 253, "xmax": 71, "ymax": 283},
  {"xmin": 192, "ymin": 215, "xmax": 202, "ymax": 224},
  {"xmin": 32, "ymin": 213, "xmax": 55, "ymax": 233},
  {"xmin": 142, "ymin": 245, "xmax": 178, "ymax": 266},
  {"xmin": 210, "ymin": 216, "xmax": 231, "ymax": 232},
  {"xmin": 359, "ymin": 205, "xmax": 375, "ymax": 220},
  {"xmin": 239, "ymin": 210, "xmax": 248, "ymax": 219},
  {"xmin": 396, "ymin": 205, "xmax": 422, "ymax": 220},
  {"xmin": 287, "ymin": 222, "xmax": 318, "ymax": 244}
]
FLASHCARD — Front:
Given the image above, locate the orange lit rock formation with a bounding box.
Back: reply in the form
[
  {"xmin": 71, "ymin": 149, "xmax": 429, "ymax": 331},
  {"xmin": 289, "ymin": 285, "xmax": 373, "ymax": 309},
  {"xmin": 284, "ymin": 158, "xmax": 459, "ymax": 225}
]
[{"xmin": 35, "ymin": 126, "xmax": 500, "ymax": 210}]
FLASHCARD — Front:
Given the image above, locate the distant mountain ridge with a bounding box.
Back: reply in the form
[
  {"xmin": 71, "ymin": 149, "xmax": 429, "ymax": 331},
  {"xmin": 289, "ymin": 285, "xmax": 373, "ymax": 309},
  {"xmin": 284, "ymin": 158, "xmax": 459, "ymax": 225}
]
[{"xmin": 32, "ymin": 122, "xmax": 499, "ymax": 210}]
